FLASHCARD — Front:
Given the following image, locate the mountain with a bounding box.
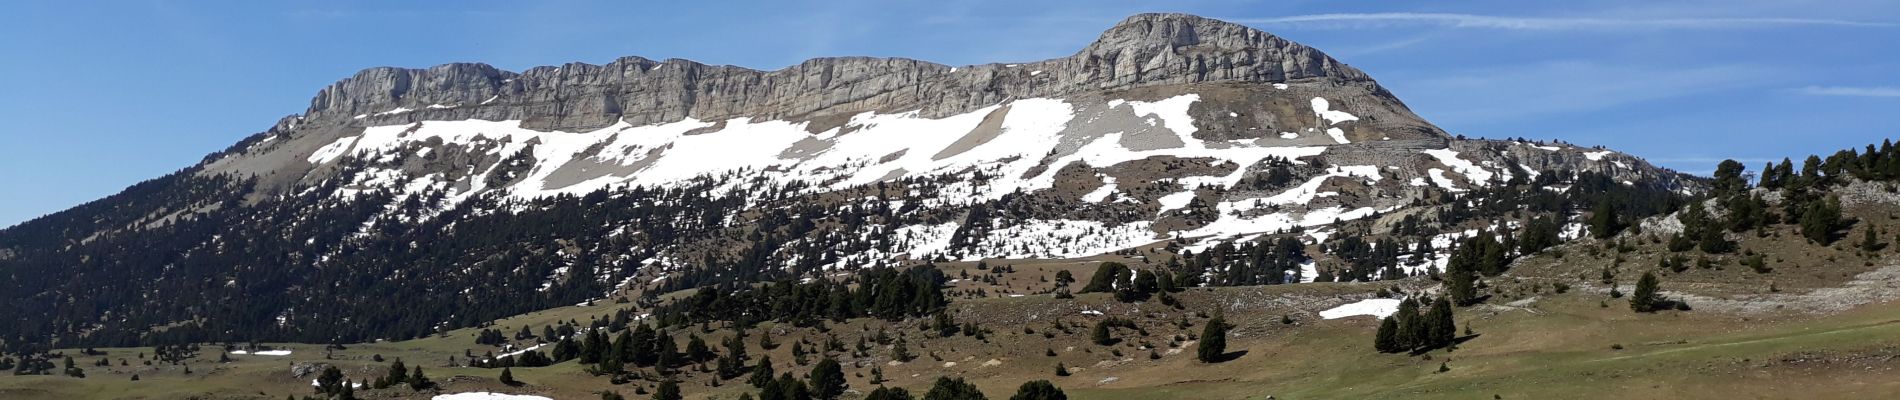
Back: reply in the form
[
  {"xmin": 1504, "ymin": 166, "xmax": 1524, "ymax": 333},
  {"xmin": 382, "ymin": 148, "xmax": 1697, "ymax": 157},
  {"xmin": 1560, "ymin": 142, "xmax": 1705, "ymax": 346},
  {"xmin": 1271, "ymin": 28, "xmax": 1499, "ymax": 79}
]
[{"xmin": 0, "ymin": 13, "xmax": 1694, "ymax": 347}]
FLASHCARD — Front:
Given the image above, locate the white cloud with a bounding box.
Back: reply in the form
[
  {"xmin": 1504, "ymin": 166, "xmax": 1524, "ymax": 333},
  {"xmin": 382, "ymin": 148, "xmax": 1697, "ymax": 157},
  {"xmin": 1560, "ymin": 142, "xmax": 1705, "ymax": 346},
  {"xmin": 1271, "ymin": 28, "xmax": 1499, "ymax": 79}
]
[
  {"xmin": 1231, "ymin": 13, "xmax": 1895, "ymax": 30},
  {"xmin": 1796, "ymin": 86, "xmax": 1900, "ymax": 97}
]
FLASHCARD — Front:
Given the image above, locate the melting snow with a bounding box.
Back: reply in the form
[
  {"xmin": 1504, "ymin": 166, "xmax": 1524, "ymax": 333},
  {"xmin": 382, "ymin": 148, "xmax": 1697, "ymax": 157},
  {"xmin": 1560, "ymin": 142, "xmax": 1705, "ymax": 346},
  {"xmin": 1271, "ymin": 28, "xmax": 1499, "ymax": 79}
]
[
  {"xmin": 1326, "ymin": 127, "xmax": 1350, "ymax": 144},
  {"xmin": 1319, "ymin": 298, "xmax": 1402, "ymax": 319},
  {"xmin": 1583, "ymin": 150, "xmax": 1613, "ymax": 161},
  {"xmin": 1310, "ymin": 97, "xmax": 1359, "ymax": 125}
]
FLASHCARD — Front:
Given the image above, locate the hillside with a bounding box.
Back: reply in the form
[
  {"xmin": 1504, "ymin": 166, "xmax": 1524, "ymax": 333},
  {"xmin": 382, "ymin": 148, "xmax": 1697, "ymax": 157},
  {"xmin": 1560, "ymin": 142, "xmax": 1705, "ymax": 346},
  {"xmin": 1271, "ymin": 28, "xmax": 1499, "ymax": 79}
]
[{"xmin": 26, "ymin": 12, "xmax": 1900, "ymax": 400}]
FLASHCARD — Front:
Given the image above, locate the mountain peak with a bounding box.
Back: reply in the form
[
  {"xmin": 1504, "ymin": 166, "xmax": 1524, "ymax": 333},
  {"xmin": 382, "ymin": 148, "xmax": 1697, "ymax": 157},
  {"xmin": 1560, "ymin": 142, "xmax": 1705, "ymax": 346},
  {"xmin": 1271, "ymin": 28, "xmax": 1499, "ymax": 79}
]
[{"xmin": 1081, "ymin": 13, "xmax": 1368, "ymax": 83}]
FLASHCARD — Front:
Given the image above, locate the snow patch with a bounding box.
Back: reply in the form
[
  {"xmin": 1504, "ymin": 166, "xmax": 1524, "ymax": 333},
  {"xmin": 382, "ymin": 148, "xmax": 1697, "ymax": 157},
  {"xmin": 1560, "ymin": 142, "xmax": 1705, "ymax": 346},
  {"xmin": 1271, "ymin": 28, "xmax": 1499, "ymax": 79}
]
[
  {"xmin": 1310, "ymin": 97, "xmax": 1359, "ymax": 125},
  {"xmin": 1320, "ymin": 298, "xmax": 1402, "ymax": 319}
]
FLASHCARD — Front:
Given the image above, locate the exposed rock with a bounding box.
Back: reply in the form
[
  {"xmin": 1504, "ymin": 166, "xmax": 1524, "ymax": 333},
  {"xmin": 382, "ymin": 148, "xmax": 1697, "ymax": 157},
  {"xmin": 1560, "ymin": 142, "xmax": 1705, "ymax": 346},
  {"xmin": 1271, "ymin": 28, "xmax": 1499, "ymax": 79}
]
[{"xmin": 293, "ymin": 13, "xmax": 1390, "ymax": 132}]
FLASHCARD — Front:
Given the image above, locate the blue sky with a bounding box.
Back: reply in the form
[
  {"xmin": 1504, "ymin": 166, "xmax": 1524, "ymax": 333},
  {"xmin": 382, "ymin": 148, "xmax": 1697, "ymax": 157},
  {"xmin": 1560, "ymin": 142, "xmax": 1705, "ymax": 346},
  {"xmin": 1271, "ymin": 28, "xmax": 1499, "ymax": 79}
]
[{"xmin": 2, "ymin": 0, "xmax": 1897, "ymax": 227}]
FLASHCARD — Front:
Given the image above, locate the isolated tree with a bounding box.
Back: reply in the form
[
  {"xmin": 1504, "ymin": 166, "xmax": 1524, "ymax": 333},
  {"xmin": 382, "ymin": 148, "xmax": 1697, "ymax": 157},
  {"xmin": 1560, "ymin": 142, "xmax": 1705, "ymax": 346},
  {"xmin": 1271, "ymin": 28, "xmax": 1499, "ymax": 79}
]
[
  {"xmin": 1090, "ymin": 320, "xmax": 1114, "ymax": 346},
  {"xmin": 1630, "ymin": 271, "xmax": 1662, "ymax": 313},
  {"xmin": 1053, "ymin": 270, "xmax": 1075, "ymax": 286},
  {"xmin": 1712, "ymin": 159, "xmax": 1748, "ymax": 196},
  {"xmin": 499, "ymin": 367, "xmax": 519, "ymax": 386},
  {"xmin": 316, "ymin": 365, "xmax": 346, "ymax": 395},
  {"xmin": 1008, "ymin": 380, "xmax": 1067, "ymax": 400},
  {"xmin": 809, "ymin": 358, "xmax": 847, "ymax": 400},
  {"xmin": 1197, "ymin": 314, "xmax": 1229, "ymax": 362}
]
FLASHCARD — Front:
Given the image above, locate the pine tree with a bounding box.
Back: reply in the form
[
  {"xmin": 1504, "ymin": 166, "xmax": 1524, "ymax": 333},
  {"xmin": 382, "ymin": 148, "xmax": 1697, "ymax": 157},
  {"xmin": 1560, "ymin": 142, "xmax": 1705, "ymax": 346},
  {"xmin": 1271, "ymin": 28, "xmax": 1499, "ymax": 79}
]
[
  {"xmin": 1588, "ymin": 200, "xmax": 1621, "ymax": 239},
  {"xmin": 867, "ymin": 386, "xmax": 916, "ymax": 400},
  {"xmin": 1008, "ymin": 380, "xmax": 1067, "ymax": 400},
  {"xmin": 1374, "ymin": 316, "xmax": 1401, "ymax": 353},
  {"xmin": 499, "ymin": 367, "xmax": 518, "ymax": 386},
  {"xmin": 923, "ymin": 376, "xmax": 988, "ymax": 400},
  {"xmin": 407, "ymin": 366, "xmax": 433, "ymax": 390},
  {"xmin": 384, "ymin": 358, "xmax": 408, "ymax": 387},
  {"xmin": 809, "ymin": 358, "xmax": 847, "ymax": 400},
  {"xmin": 1393, "ymin": 298, "xmax": 1423, "ymax": 350},
  {"xmin": 748, "ymin": 355, "xmax": 776, "ymax": 388},
  {"xmin": 1631, "ymin": 271, "xmax": 1662, "ymax": 313},
  {"xmin": 653, "ymin": 379, "xmax": 682, "ymax": 400},
  {"xmin": 1425, "ymin": 298, "xmax": 1457, "ymax": 348},
  {"xmin": 1197, "ymin": 314, "xmax": 1229, "ymax": 363},
  {"xmin": 1090, "ymin": 321, "xmax": 1114, "ymax": 346},
  {"xmin": 316, "ymin": 365, "xmax": 345, "ymax": 395}
]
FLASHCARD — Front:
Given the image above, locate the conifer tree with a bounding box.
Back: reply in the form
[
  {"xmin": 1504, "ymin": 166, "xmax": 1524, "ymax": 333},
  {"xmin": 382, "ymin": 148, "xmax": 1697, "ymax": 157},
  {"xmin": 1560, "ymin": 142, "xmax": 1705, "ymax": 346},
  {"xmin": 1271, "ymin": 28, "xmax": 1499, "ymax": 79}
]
[
  {"xmin": 809, "ymin": 358, "xmax": 847, "ymax": 400},
  {"xmin": 1631, "ymin": 271, "xmax": 1662, "ymax": 313},
  {"xmin": 867, "ymin": 386, "xmax": 916, "ymax": 400},
  {"xmin": 653, "ymin": 379, "xmax": 682, "ymax": 400},
  {"xmin": 748, "ymin": 355, "xmax": 776, "ymax": 388},
  {"xmin": 1393, "ymin": 298, "xmax": 1423, "ymax": 350},
  {"xmin": 1008, "ymin": 380, "xmax": 1067, "ymax": 400},
  {"xmin": 923, "ymin": 376, "xmax": 987, "ymax": 400},
  {"xmin": 1374, "ymin": 316, "xmax": 1401, "ymax": 353},
  {"xmin": 499, "ymin": 367, "xmax": 518, "ymax": 386},
  {"xmin": 1425, "ymin": 298, "xmax": 1457, "ymax": 348},
  {"xmin": 1197, "ymin": 314, "xmax": 1229, "ymax": 363}
]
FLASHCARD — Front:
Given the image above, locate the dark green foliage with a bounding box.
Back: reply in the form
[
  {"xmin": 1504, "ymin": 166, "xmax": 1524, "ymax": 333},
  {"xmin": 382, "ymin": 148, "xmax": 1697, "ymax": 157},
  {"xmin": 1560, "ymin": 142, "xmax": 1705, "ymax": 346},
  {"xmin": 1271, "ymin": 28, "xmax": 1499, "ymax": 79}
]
[
  {"xmin": 923, "ymin": 376, "xmax": 988, "ymax": 400},
  {"xmin": 809, "ymin": 358, "xmax": 847, "ymax": 400},
  {"xmin": 866, "ymin": 387, "xmax": 916, "ymax": 400},
  {"xmin": 748, "ymin": 355, "xmax": 777, "ymax": 388},
  {"xmin": 760, "ymin": 372, "xmax": 812, "ymax": 400},
  {"xmin": 717, "ymin": 333, "xmax": 749, "ymax": 379},
  {"xmin": 1373, "ymin": 317, "xmax": 1401, "ymax": 353},
  {"xmin": 1374, "ymin": 297, "xmax": 1458, "ymax": 353},
  {"xmin": 1631, "ymin": 272, "xmax": 1663, "ymax": 313},
  {"xmin": 1078, "ymin": 262, "xmax": 1129, "ymax": 294},
  {"xmin": 314, "ymin": 365, "xmax": 346, "ymax": 396},
  {"xmin": 1800, "ymin": 196, "xmax": 1846, "ymax": 244},
  {"xmin": 655, "ymin": 265, "xmax": 948, "ymax": 329},
  {"xmin": 1588, "ymin": 200, "xmax": 1622, "ymax": 239},
  {"xmin": 653, "ymin": 380, "xmax": 682, "ymax": 400},
  {"xmin": 408, "ymin": 366, "xmax": 434, "ymax": 391},
  {"xmin": 1197, "ymin": 314, "xmax": 1229, "ymax": 363},
  {"xmin": 1008, "ymin": 380, "xmax": 1067, "ymax": 400},
  {"xmin": 499, "ymin": 367, "xmax": 519, "ymax": 386}
]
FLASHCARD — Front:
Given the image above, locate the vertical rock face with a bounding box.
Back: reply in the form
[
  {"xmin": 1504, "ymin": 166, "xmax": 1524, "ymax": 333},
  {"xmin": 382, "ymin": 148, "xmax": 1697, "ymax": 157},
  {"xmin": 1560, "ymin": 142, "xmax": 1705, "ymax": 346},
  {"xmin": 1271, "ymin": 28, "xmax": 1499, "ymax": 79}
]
[{"xmin": 298, "ymin": 13, "xmax": 1403, "ymax": 132}]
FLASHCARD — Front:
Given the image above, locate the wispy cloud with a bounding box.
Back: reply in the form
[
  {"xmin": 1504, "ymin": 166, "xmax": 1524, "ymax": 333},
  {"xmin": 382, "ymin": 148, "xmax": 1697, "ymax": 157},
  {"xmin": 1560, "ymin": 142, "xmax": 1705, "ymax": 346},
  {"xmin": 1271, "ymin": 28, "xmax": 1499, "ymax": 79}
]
[
  {"xmin": 1230, "ymin": 13, "xmax": 1896, "ymax": 30},
  {"xmin": 1796, "ymin": 85, "xmax": 1900, "ymax": 97}
]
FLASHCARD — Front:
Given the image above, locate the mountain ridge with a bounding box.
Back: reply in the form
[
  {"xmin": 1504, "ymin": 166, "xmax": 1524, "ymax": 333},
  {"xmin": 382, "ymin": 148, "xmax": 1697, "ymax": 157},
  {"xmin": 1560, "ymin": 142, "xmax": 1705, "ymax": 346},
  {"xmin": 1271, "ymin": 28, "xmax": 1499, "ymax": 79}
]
[{"xmin": 288, "ymin": 13, "xmax": 1382, "ymax": 133}]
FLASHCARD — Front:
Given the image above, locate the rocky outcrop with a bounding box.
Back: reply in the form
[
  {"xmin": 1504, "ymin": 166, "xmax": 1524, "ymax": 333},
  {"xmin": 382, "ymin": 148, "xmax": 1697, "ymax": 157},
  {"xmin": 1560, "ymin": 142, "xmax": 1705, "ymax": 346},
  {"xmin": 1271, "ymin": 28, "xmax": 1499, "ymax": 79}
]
[{"xmin": 297, "ymin": 13, "xmax": 1394, "ymax": 132}]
